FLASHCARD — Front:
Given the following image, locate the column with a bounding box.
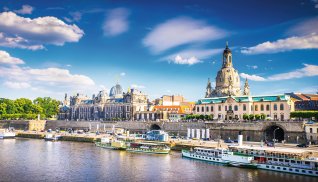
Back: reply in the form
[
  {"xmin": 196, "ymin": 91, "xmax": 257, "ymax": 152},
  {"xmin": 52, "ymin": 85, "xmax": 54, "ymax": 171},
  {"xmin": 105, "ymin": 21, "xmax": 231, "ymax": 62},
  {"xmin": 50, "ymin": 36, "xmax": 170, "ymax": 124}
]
[
  {"xmin": 196, "ymin": 129, "xmax": 200, "ymax": 139},
  {"xmin": 201, "ymin": 129, "xmax": 205, "ymax": 139},
  {"xmin": 187, "ymin": 128, "xmax": 191, "ymax": 138},
  {"xmin": 206, "ymin": 129, "xmax": 210, "ymax": 139},
  {"xmin": 191, "ymin": 129, "xmax": 195, "ymax": 138}
]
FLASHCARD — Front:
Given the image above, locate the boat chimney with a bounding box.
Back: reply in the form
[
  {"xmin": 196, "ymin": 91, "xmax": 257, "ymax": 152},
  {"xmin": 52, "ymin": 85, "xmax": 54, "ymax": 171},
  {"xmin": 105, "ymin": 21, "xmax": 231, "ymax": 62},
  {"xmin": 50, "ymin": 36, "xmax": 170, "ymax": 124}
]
[{"xmin": 238, "ymin": 131, "xmax": 243, "ymax": 146}]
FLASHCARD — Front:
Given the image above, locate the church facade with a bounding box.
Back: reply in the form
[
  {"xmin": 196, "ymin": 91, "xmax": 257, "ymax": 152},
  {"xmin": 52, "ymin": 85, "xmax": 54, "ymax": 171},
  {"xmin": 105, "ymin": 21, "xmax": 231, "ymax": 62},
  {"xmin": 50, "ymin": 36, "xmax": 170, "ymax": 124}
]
[{"xmin": 197, "ymin": 43, "xmax": 294, "ymax": 121}]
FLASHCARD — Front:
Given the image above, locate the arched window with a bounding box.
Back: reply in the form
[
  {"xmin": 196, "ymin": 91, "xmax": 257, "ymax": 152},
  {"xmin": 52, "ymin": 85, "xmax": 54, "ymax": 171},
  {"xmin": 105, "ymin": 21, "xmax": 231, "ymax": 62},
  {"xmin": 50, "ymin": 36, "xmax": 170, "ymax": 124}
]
[
  {"xmin": 274, "ymin": 104, "xmax": 277, "ymax": 111},
  {"xmin": 280, "ymin": 104, "xmax": 284, "ymax": 110},
  {"xmin": 266, "ymin": 104, "xmax": 270, "ymax": 111},
  {"xmin": 229, "ymin": 105, "xmax": 232, "ymax": 111},
  {"xmin": 243, "ymin": 104, "xmax": 246, "ymax": 111},
  {"xmin": 201, "ymin": 106, "xmax": 204, "ymax": 112},
  {"xmin": 218, "ymin": 105, "xmax": 221, "ymax": 111},
  {"xmin": 251, "ymin": 105, "xmax": 253, "ymax": 111},
  {"xmin": 197, "ymin": 107, "xmax": 199, "ymax": 112},
  {"xmin": 206, "ymin": 106, "xmax": 209, "ymax": 112},
  {"xmin": 261, "ymin": 104, "xmax": 264, "ymax": 111},
  {"xmin": 234, "ymin": 105, "xmax": 238, "ymax": 111},
  {"xmin": 225, "ymin": 106, "xmax": 227, "ymax": 111},
  {"xmin": 211, "ymin": 106, "xmax": 213, "ymax": 112},
  {"xmin": 255, "ymin": 105, "xmax": 258, "ymax": 111}
]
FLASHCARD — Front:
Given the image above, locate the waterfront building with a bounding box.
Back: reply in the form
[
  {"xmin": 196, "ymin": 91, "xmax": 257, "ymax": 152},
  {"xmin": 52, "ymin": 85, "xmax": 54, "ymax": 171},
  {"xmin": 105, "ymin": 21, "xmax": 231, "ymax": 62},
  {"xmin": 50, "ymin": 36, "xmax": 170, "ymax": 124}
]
[
  {"xmin": 305, "ymin": 122, "xmax": 318, "ymax": 144},
  {"xmin": 58, "ymin": 83, "xmax": 148, "ymax": 121},
  {"xmin": 196, "ymin": 43, "xmax": 294, "ymax": 121},
  {"xmin": 286, "ymin": 92, "xmax": 318, "ymax": 111}
]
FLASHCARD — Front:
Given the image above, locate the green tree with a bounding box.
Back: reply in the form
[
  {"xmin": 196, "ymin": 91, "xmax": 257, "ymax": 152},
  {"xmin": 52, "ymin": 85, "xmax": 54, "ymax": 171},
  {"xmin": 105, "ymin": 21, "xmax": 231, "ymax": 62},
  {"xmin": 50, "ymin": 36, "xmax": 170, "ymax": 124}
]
[
  {"xmin": 243, "ymin": 114, "xmax": 249, "ymax": 120},
  {"xmin": 248, "ymin": 114, "xmax": 255, "ymax": 121},
  {"xmin": 0, "ymin": 103, "xmax": 7, "ymax": 115},
  {"xmin": 260, "ymin": 113, "xmax": 266, "ymax": 120},
  {"xmin": 255, "ymin": 114, "xmax": 261, "ymax": 120},
  {"xmin": 33, "ymin": 97, "xmax": 60, "ymax": 118}
]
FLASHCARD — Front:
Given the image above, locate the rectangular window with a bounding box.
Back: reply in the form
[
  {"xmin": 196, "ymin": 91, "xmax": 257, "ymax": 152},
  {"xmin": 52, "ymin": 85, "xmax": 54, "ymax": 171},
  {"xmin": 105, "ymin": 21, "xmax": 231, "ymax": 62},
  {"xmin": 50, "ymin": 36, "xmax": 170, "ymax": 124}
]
[
  {"xmin": 310, "ymin": 128, "xmax": 313, "ymax": 133},
  {"xmin": 218, "ymin": 105, "xmax": 221, "ymax": 111}
]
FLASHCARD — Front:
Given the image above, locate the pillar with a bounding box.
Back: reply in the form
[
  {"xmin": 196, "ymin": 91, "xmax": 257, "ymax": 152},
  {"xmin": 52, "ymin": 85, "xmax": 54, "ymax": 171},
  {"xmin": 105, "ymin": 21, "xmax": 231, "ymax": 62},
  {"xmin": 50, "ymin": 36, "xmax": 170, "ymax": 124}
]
[{"xmin": 196, "ymin": 129, "xmax": 200, "ymax": 139}]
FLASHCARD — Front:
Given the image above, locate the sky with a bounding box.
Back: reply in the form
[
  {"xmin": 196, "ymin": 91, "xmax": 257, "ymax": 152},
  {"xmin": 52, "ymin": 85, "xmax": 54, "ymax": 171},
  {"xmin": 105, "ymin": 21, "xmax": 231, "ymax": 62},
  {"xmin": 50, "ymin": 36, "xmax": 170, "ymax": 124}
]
[{"xmin": 0, "ymin": 0, "xmax": 317, "ymax": 102}]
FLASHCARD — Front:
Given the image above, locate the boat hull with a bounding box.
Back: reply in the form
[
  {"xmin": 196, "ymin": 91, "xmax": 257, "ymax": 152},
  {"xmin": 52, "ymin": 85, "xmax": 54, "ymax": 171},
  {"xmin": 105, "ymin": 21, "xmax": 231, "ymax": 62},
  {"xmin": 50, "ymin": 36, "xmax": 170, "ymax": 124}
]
[
  {"xmin": 257, "ymin": 163, "xmax": 318, "ymax": 177},
  {"xmin": 127, "ymin": 148, "xmax": 170, "ymax": 154},
  {"xmin": 95, "ymin": 142, "xmax": 126, "ymax": 150},
  {"xmin": 182, "ymin": 150, "xmax": 228, "ymax": 164},
  {"xmin": 0, "ymin": 133, "xmax": 16, "ymax": 139}
]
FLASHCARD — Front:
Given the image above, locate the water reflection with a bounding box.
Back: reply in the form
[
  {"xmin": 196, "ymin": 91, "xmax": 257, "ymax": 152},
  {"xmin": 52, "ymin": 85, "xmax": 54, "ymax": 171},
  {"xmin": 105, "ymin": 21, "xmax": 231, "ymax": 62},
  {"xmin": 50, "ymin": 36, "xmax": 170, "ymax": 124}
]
[{"xmin": 0, "ymin": 139, "xmax": 317, "ymax": 182}]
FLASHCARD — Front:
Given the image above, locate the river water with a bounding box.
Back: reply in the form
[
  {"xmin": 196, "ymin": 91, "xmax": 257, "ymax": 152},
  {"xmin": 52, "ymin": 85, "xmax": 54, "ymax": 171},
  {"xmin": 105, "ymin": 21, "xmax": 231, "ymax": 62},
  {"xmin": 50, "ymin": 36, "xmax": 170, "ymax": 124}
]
[{"xmin": 0, "ymin": 138, "xmax": 316, "ymax": 182}]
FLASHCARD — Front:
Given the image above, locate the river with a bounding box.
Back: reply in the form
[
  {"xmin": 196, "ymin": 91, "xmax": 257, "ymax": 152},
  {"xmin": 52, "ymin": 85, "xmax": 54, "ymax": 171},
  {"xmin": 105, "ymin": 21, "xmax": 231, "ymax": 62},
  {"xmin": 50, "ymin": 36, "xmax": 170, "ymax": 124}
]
[{"xmin": 0, "ymin": 139, "xmax": 316, "ymax": 182}]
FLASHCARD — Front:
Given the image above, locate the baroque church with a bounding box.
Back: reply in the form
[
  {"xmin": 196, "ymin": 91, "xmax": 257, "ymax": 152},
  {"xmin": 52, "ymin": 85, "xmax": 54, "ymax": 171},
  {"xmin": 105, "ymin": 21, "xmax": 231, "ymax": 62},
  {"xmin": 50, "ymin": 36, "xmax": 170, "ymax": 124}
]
[
  {"xmin": 196, "ymin": 42, "xmax": 294, "ymax": 121},
  {"xmin": 205, "ymin": 42, "xmax": 250, "ymax": 98}
]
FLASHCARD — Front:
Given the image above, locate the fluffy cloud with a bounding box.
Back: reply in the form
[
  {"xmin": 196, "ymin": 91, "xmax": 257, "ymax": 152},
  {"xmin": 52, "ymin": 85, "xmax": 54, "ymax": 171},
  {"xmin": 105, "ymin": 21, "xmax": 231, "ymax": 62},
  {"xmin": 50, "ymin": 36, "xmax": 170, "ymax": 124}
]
[
  {"xmin": 0, "ymin": 12, "xmax": 84, "ymax": 50},
  {"xmin": 240, "ymin": 64, "xmax": 318, "ymax": 81},
  {"xmin": 241, "ymin": 34, "xmax": 318, "ymax": 54},
  {"xmin": 0, "ymin": 50, "xmax": 24, "ymax": 65},
  {"xmin": 14, "ymin": 5, "xmax": 34, "ymax": 15},
  {"xmin": 3, "ymin": 81, "xmax": 31, "ymax": 89},
  {"xmin": 0, "ymin": 51, "xmax": 95, "ymax": 90},
  {"xmin": 267, "ymin": 64, "xmax": 318, "ymax": 80},
  {"xmin": 240, "ymin": 73, "xmax": 266, "ymax": 81},
  {"xmin": 103, "ymin": 8, "xmax": 129, "ymax": 36},
  {"xmin": 143, "ymin": 17, "xmax": 226, "ymax": 54},
  {"xmin": 242, "ymin": 17, "xmax": 318, "ymax": 54},
  {"xmin": 131, "ymin": 84, "xmax": 145, "ymax": 89},
  {"xmin": 163, "ymin": 48, "xmax": 222, "ymax": 65}
]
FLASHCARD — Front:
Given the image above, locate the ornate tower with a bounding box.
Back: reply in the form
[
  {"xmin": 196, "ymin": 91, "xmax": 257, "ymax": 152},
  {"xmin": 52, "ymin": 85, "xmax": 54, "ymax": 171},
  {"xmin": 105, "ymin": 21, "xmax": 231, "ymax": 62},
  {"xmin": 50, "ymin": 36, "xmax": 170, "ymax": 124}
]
[
  {"xmin": 214, "ymin": 42, "xmax": 241, "ymax": 97},
  {"xmin": 205, "ymin": 78, "xmax": 212, "ymax": 98},
  {"xmin": 243, "ymin": 78, "xmax": 250, "ymax": 96}
]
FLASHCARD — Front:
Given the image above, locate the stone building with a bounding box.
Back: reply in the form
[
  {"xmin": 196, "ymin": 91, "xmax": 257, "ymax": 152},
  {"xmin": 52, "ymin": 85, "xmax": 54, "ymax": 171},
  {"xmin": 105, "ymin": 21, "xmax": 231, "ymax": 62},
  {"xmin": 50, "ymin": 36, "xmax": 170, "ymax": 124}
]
[
  {"xmin": 197, "ymin": 43, "xmax": 294, "ymax": 121},
  {"xmin": 58, "ymin": 83, "xmax": 148, "ymax": 121},
  {"xmin": 305, "ymin": 122, "xmax": 318, "ymax": 144},
  {"xmin": 286, "ymin": 92, "xmax": 318, "ymax": 111}
]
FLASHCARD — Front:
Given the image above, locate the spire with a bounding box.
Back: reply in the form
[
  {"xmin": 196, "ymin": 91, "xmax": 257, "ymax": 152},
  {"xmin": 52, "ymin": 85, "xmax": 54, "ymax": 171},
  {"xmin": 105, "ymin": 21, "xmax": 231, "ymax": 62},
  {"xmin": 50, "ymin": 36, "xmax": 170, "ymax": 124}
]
[
  {"xmin": 243, "ymin": 78, "xmax": 250, "ymax": 95},
  {"xmin": 205, "ymin": 78, "xmax": 212, "ymax": 98}
]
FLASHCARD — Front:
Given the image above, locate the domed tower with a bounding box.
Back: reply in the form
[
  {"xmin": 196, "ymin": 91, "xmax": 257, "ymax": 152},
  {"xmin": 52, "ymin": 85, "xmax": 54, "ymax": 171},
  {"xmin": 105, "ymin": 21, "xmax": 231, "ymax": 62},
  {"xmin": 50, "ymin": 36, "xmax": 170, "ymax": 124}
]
[
  {"xmin": 214, "ymin": 42, "xmax": 241, "ymax": 97},
  {"xmin": 109, "ymin": 83, "xmax": 123, "ymax": 98},
  {"xmin": 243, "ymin": 78, "xmax": 250, "ymax": 96}
]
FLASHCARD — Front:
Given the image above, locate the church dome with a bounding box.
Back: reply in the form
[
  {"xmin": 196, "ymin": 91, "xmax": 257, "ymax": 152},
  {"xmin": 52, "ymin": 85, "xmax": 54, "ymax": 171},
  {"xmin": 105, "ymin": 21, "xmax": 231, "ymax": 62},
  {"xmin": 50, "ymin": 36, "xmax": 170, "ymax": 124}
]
[{"xmin": 109, "ymin": 84, "xmax": 123, "ymax": 97}]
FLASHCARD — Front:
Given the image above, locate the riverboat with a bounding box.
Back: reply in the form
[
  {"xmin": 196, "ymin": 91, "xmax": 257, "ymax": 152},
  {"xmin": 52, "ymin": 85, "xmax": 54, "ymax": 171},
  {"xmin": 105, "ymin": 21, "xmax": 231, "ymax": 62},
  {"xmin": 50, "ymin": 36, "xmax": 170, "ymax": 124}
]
[
  {"xmin": 230, "ymin": 145, "xmax": 318, "ymax": 177},
  {"xmin": 126, "ymin": 142, "xmax": 170, "ymax": 154},
  {"xmin": 95, "ymin": 137, "xmax": 127, "ymax": 150},
  {"xmin": 44, "ymin": 133, "xmax": 62, "ymax": 141},
  {"xmin": 0, "ymin": 130, "xmax": 16, "ymax": 139},
  {"xmin": 182, "ymin": 147, "xmax": 257, "ymax": 168}
]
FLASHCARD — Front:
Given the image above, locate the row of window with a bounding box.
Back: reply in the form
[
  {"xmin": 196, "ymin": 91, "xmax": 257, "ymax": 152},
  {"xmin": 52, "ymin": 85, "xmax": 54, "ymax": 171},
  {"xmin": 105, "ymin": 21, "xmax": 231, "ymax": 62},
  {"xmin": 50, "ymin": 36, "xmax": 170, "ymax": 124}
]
[
  {"xmin": 196, "ymin": 103, "xmax": 285, "ymax": 112},
  {"xmin": 309, "ymin": 128, "xmax": 318, "ymax": 133}
]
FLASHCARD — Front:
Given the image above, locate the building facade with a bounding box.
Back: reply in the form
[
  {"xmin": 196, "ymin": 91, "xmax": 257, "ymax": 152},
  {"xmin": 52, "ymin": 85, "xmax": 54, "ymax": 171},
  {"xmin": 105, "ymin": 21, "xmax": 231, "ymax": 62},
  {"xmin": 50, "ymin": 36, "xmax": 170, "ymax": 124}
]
[
  {"xmin": 196, "ymin": 43, "xmax": 294, "ymax": 121},
  {"xmin": 286, "ymin": 93, "xmax": 318, "ymax": 111},
  {"xmin": 305, "ymin": 123, "xmax": 318, "ymax": 144},
  {"xmin": 58, "ymin": 84, "xmax": 148, "ymax": 121}
]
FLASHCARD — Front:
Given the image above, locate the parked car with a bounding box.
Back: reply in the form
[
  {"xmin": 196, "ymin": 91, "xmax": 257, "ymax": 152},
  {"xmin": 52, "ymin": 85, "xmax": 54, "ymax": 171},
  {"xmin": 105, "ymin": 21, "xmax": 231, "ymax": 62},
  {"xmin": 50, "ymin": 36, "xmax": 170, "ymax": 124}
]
[
  {"xmin": 224, "ymin": 139, "xmax": 234, "ymax": 143},
  {"xmin": 296, "ymin": 143, "xmax": 308, "ymax": 148},
  {"xmin": 266, "ymin": 142, "xmax": 274, "ymax": 147}
]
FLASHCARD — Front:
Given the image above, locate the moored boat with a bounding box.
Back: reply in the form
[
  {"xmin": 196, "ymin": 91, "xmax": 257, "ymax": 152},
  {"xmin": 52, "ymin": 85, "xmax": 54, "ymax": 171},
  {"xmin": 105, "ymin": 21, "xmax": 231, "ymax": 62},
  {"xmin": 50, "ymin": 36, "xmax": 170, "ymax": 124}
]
[
  {"xmin": 182, "ymin": 147, "xmax": 257, "ymax": 168},
  {"xmin": 126, "ymin": 142, "xmax": 170, "ymax": 154},
  {"xmin": 44, "ymin": 133, "xmax": 62, "ymax": 141},
  {"xmin": 95, "ymin": 137, "xmax": 127, "ymax": 150},
  {"xmin": 0, "ymin": 129, "xmax": 16, "ymax": 139}
]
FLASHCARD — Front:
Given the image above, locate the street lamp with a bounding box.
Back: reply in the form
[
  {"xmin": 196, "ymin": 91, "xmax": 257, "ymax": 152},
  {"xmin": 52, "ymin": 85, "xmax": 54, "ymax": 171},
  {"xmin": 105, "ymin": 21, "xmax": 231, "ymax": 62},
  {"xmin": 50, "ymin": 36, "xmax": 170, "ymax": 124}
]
[{"xmin": 273, "ymin": 127, "xmax": 280, "ymax": 147}]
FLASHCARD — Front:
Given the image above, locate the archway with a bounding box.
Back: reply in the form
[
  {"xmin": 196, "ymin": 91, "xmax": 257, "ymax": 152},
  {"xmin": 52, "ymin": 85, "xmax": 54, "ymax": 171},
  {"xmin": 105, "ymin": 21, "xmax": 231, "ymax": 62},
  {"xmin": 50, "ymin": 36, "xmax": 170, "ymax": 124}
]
[
  {"xmin": 150, "ymin": 124, "xmax": 161, "ymax": 130},
  {"xmin": 264, "ymin": 125, "xmax": 285, "ymax": 142}
]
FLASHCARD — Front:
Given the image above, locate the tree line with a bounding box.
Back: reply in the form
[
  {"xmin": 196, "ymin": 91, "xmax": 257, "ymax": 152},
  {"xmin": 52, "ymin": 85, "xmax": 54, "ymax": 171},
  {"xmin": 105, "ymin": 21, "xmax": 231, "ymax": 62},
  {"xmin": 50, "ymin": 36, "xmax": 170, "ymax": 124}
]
[{"xmin": 0, "ymin": 97, "xmax": 60, "ymax": 120}]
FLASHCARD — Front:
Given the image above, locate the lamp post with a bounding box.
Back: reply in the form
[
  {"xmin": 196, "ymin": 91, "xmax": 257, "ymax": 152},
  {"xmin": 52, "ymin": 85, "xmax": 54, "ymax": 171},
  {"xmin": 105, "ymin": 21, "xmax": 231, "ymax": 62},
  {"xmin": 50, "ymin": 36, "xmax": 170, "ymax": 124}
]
[{"xmin": 273, "ymin": 127, "xmax": 280, "ymax": 147}]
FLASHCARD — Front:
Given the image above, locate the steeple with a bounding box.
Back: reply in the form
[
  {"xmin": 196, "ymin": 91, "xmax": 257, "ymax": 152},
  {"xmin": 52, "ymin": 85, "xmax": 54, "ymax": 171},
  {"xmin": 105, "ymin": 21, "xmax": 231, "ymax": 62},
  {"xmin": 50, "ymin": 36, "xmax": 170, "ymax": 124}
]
[
  {"xmin": 243, "ymin": 78, "xmax": 250, "ymax": 95},
  {"xmin": 222, "ymin": 41, "xmax": 233, "ymax": 68},
  {"xmin": 205, "ymin": 78, "xmax": 212, "ymax": 98}
]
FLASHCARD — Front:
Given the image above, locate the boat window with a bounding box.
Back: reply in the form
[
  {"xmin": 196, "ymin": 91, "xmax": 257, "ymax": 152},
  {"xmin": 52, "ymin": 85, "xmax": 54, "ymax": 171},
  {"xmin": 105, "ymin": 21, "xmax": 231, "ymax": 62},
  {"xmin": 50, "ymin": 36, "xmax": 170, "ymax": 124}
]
[
  {"xmin": 283, "ymin": 168, "xmax": 286, "ymax": 170},
  {"xmin": 291, "ymin": 160, "xmax": 295, "ymax": 163},
  {"xmin": 315, "ymin": 172, "xmax": 318, "ymax": 175},
  {"xmin": 285, "ymin": 160, "xmax": 289, "ymax": 163},
  {"xmin": 302, "ymin": 170, "xmax": 305, "ymax": 173},
  {"xmin": 277, "ymin": 167, "xmax": 280, "ymax": 169},
  {"xmin": 289, "ymin": 168, "xmax": 293, "ymax": 171},
  {"xmin": 295, "ymin": 169, "xmax": 299, "ymax": 172},
  {"xmin": 279, "ymin": 159, "xmax": 283, "ymax": 162},
  {"xmin": 266, "ymin": 166, "xmax": 269, "ymax": 168},
  {"xmin": 274, "ymin": 159, "xmax": 278, "ymax": 161},
  {"xmin": 271, "ymin": 166, "xmax": 275, "ymax": 169},
  {"xmin": 308, "ymin": 171, "xmax": 312, "ymax": 174},
  {"xmin": 305, "ymin": 161, "xmax": 310, "ymax": 165},
  {"xmin": 297, "ymin": 161, "xmax": 301, "ymax": 164}
]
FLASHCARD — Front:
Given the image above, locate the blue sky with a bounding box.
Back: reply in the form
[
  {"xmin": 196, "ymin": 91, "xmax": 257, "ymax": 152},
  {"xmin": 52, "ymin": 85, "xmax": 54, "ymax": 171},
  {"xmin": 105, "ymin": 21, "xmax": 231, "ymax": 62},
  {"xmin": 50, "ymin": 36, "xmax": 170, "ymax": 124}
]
[{"xmin": 0, "ymin": 0, "xmax": 317, "ymax": 102}]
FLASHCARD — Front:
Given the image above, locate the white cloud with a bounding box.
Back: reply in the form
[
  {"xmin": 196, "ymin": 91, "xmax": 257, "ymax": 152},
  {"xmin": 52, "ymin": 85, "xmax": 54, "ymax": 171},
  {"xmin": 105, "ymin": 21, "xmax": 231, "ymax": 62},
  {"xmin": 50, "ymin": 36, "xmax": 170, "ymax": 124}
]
[
  {"xmin": 267, "ymin": 64, "xmax": 318, "ymax": 81},
  {"xmin": 241, "ymin": 34, "xmax": 318, "ymax": 54},
  {"xmin": 0, "ymin": 50, "xmax": 24, "ymax": 65},
  {"xmin": 240, "ymin": 64, "xmax": 318, "ymax": 81},
  {"xmin": 240, "ymin": 73, "xmax": 266, "ymax": 81},
  {"xmin": 14, "ymin": 5, "xmax": 34, "ymax": 15},
  {"xmin": 103, "ymin": 8, "xmax": 129, "ymax": 36},
  {"xmin": 143, "ymin": 17, "xmax": 226, "ymax": 54},
  {"xmin": 0, "ymin": 12, "xmax": 84, "ymax": 50},
  {"xmin": 246, "ymin": 65, "xmax": 258, "ymax": 69},
  {"xmin": 120, "ymin": 72, "xmax": 126, "ymax": 76},
  {"xmin": 0, "ymin": 52, "xmax": 95, "ymax": 90},
  {"xmin": 131, "ymin": 84, "xmax": 145, "ymax": 89},
  {"xmin": 170, "ymin": 55, "xmax": 201, "ymax": 65},
  {"xmin": 287, "ymin": 17, "xmax": 318, "ymax": 36},
  {"xmin": 163, "ymin": 48, "xmax": 222, "ymax": 65},
  {"xmin": 3, "ymin": 81, "xmax": 31, "ymax": 89}
]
